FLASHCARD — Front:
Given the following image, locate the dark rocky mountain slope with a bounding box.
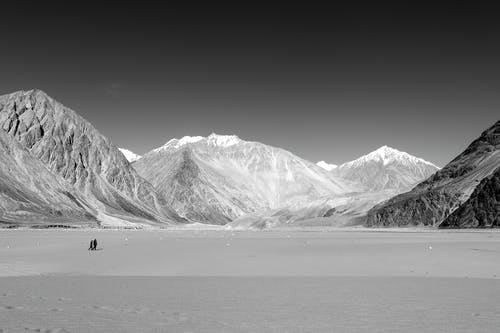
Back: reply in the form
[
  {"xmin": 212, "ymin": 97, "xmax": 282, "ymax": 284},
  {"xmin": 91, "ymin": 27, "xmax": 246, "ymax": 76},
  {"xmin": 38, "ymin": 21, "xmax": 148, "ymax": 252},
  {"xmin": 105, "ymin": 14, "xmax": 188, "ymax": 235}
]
[
  {"xmin": 440, "ymin": 166, "xmax": 499, "ymax": 228},
  {"xmin": 366, "ymin": 120, "xmax": 500, "ymax": 227}
]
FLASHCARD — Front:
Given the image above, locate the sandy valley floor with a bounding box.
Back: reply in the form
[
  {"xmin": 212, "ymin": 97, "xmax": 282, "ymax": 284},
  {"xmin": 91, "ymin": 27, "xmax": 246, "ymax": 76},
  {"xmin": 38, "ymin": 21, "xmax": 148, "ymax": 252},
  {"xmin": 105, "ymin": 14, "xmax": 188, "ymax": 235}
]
[{"xmin": 0, "ymin": 229, "xmax": 499, "ymax": 332}]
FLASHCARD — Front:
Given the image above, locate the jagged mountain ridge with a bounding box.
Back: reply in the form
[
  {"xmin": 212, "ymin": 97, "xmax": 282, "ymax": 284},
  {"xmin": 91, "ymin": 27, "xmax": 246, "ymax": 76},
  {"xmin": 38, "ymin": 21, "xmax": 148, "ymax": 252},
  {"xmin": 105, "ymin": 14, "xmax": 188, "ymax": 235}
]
[
  {"xmin": 134, "ymin": 134, "xmax": 364, "ymax": 224},
  {"xmin": 0, "ymin": 129, "xmax": 96, "ymax": 226},
  {"xmin": 366, "ymin": 120, "xmax": 500, "ymax": 227},
  {"xmin": 0, "ymin": 89, "xmax": 183, "ymax": 226},
  {"xmin": 333, "ymin": 146, "xmax": 440, "ymax": 192}
]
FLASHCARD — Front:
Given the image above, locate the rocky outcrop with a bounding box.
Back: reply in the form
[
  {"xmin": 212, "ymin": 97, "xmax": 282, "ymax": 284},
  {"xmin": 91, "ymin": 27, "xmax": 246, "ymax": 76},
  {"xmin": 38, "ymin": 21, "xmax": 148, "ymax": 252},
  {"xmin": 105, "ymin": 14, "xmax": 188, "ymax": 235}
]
[
  {"xmin": 0, "ymin": 90, "xmax": 183, "ymax": 226},
  {"xmin": 366, "ymin": 190, "xmax": 460, "ymax": 227},
  {"xmin": 366, "ymin": 120, "xmax": 500, "ymax": 227},
  {"xmin": 0, "ymin": 129, "xmax": 96, "ymax": 227},
  {"xmin": 440, "ymin": 167, "xmax": 500, "ymax": 228}
]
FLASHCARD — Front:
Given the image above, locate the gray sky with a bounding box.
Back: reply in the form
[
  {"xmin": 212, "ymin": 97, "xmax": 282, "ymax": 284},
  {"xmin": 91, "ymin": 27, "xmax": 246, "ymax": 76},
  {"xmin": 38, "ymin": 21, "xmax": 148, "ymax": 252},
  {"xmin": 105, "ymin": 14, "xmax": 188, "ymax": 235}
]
[{"xmin": 0, "ymin": 4, "xmax": 498, "ymax": 167}]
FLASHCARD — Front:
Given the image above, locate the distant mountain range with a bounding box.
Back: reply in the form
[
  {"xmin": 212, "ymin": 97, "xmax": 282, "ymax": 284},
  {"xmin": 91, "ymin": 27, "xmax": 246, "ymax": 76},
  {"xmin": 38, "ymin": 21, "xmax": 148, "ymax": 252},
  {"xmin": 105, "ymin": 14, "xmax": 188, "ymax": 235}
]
[
  {"xmin": 226, "ymin": 146, "xmax": 439, "ymax": 229},
  {"xmin": 0, "ymin": 89, "xmax": 497, "ymax": 228},
  {"xmin": 133, "ymin": 134, "xmax": 361, "ymax": 224}
]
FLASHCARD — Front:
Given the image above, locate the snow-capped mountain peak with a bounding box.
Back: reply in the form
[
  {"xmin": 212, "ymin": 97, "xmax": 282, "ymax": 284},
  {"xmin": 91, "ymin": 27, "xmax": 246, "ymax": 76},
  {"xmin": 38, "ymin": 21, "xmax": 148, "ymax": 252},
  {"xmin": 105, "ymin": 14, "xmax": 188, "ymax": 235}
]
[
  {"xmin": 153, "ymin": 136, "xmax": 203, "ymax": 151},
  {"xmin": 165, "ymin": 136, "xmax": 204, "ymax": 149},
  {"xmin": 343, "ymin": 145, "xmax": 439, "ymax": 169},
  {"xmin": 119, "ymin": 148, "xmax": 142, "ymax": 162},
  {"xmin": 316, "ymin": 160, "xmax": 338, "ymax": 171},
  {"xmin": 334, "ymin": 145, "xmax": 440, "ymax": 192},
  {"xmin": 206, "ymin": 133, "xmax": 241, "ymax": 147},
  {"xmin": 153, "ymin": 133, "xmax": 243, "ymax": 152}
]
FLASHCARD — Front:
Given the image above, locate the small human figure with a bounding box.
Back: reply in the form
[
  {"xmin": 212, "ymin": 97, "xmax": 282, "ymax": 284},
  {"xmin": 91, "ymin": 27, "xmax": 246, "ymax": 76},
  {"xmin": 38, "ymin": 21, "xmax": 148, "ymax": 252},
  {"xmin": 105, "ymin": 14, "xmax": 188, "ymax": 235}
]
[
  {"xmin": 88, "ymin": 240, "xmax": 94, "ymax": 251},
  {"xmin": 93, "ymin": 238, "xmax": 97, "ymax": 251}
]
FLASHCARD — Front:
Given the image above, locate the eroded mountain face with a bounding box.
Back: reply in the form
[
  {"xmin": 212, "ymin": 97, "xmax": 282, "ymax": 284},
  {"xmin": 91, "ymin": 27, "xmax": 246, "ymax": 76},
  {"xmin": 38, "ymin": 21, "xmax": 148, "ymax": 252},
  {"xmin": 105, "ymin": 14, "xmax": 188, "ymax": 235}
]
[
  {"xmin": 366, "ymin": 120, "xmax": 500, "ymax": 227},
  {"xmin": 134, "ymin": 134, "xmax": 363, "ymax": 224},
  {"xmin": 0, "ymin": 90, "xmax": 183, "ymax": 225},
  {"xmin": 0, "ymin": 129, "xmax": 96, "ymax": 226},
  {"xmin": 440, "ymin": 167, "xmax": 500, "ymax": 228}
]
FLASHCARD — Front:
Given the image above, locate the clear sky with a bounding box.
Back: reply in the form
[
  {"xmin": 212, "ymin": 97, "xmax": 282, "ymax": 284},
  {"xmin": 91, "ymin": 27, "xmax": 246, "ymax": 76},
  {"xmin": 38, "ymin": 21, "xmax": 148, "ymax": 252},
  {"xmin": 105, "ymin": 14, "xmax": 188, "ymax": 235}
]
[{"xmin": 0, "ymin": 3, "xmax": 498, "ymax": 167}]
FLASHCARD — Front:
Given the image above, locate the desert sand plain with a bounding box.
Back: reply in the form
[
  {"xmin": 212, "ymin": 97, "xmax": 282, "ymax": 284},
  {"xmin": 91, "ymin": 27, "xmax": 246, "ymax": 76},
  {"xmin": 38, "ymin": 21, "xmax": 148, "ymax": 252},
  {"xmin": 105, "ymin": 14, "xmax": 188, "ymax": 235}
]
[{"xmin": 1, "ymin": 228, "xmax": 499, "ymax": 332}]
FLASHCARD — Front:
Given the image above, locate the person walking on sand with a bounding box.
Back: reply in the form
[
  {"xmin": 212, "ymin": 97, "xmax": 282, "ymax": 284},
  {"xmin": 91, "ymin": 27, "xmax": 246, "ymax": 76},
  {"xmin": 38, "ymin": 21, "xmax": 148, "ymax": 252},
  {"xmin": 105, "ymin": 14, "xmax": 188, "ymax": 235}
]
[
  {"xmin": 93, "ymin": 238, "xmax": 97, "ymax": 251},
  {"xmin": 88, "ymin": 240, "xmax": 94, "ymax": 251}
]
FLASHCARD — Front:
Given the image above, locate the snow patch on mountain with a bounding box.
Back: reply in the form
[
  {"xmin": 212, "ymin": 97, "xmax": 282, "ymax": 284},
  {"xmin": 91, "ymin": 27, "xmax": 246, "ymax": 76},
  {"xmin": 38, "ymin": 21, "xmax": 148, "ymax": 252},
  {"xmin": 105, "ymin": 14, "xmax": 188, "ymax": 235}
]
[
  {"xmin": 119, "ymin": 148, "xmax": 142, "ymax": 162},
  {"xmin": 316, "ymin": 161, "xmax": 338, "ymax": 171},
  {"xmin": 206, "ymin": 133, "xmax": 241, "ymax": 147}
]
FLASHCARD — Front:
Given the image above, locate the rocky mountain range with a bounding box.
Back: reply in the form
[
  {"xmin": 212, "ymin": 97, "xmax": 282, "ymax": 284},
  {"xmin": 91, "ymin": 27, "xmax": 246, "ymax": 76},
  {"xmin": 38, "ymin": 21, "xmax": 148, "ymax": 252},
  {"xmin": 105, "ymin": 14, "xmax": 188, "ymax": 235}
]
[
  {"xmin": 133, "ymin": 134, "xmax": 363, "ymax": 224},
  {"xmin": 0, "ymin": 89, "xmax": 497, "ymax": 228},
  {"xmin": 366, "ymin": 120, "xmax": 500, "ymax": 227},
  {"xmin": 0, "ymin": 90, "xmax": 183, "ymax": 227},
  {"xmin": 226, "ymin": 146, "xmax": 439, "ymax": 229}
]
